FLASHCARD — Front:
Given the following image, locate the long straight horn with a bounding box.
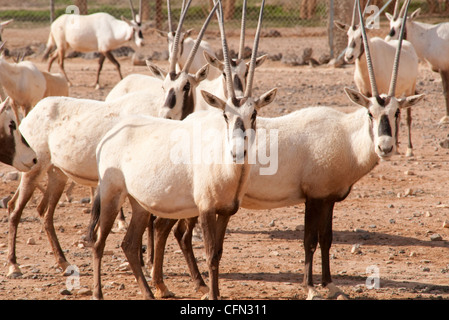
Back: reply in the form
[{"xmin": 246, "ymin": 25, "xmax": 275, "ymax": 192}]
[
  {"xmin": 357, "ymin": 0, "xmax": 378, "ymax": 97},
  {"xmin": 169, "ymin": 0, "xmax": 192, "ymax": 73},
  {"xmin": 167, "ymin": 0, "xmax": 173, "ymax": 33},
  {"xmin": 244, "ymin": 0, "xmax": 265, "ymax": 98},
  {"xmin": 351, "ymin": 0, "xmax": 358, "ymax": 27},
  {"xmin": 138, "ymin": 0, "xmax": 142, "ymax": 23},
  {"xmin": 388, "ymin": 0, "xmax": 410, "ymax": 97},
  {"xmin": 182, "ymin": 1, "xmax": 219, "ymax": 73},
  {"xmin": 128, "ymin": 0, "xmax": 136, "ymax": 20},
  {"xmin": 238, "ymin": 0, "xmax": 248, "ymax": 60},
  {"xmin": 399, "ymin": 0, "xmax": 408, "ymax": 19},
  {"xmin": 217, "ymin": 0, "xmax": 236, "ymax": 100},
  {"xmin": 392, "ymin": 0, "xmax": 400, "ymax": 19}
]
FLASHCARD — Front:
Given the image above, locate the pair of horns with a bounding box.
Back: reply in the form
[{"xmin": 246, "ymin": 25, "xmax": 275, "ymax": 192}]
[
  {"xmin": 128, "ymin": 0, "xmax": 142, "ymax": 23},
  {"xmin": 357, "ymin": 0, "xmax": 410, "ymax": 98},
  {"xmin": 351, "ymin": 0, "xmax": 371, "ymax": 27},
  {"xmin": 392, "ymin": 0, "xmax": 409, "ymax": 20},
  {"xmin": 167, "ymin": 0, "xmax": 217, "ymax": 74},
  {"xmin": 217, "ymin": 0, "xmax": 265, "ymax": 99}
]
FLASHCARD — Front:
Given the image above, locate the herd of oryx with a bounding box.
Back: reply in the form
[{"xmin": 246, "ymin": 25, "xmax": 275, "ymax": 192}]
[{"xmin": 0, "ymin": 0, "xmax": 447, "ymax": 300}]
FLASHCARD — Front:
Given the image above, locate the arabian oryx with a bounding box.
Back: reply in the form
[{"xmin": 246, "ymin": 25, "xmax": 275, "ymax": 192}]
[
  {"xmin": 335, "ymin": 0, "xmax": 418, "ymax": 156},
  {"xmin": 386, "ymin": 0, "xmax": 449, "ymax": 124},
  {"xmin": 43, "ymin": 0, "xmax": 144, "ymax": 89},
  {"xmin": 148, "ymin": 0, "xmax": 424, "ymax": 300}
]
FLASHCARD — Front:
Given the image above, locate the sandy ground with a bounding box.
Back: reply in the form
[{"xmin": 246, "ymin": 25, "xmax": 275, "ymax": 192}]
[{"xmin": 0, "ymin": 25, "xmax": 448, "ymax": 301}]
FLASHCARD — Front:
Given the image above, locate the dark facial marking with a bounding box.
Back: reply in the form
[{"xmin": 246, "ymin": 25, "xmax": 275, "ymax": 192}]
[
  {"xmin": 0, "ymin": 126, "xmax": 15, "ymax": 166},
  {"xmin": 234, "ymin": 117, "xmax": 245, "ymax": 133},
  {"xmin": 233, "ymin": 75, "xmax": 243, "ymax": 92},
  {"xmin": 138, "ymin": 30, "xmax": 143, "ymax": 39},
  {"xmin": 378, "ymin": 114, "xmax": 393, "ymax": 137},
  {"xmin": 165, "ymin": 88, "xmax": 176, "ymax": 109},
  {"xmin": 389, "ymin": 27, "xmax": 396, "ymax": 38},
  {"xmin": 9, "ymin": 120, "xmax": 16, "ymax": 135},
  {"xmin": 181, "ymin": 85, "xmax": 194, "ymax": 120},
  {"xmin": 251, "ymin": 110, "xmax": 257, "ymax": 129}
]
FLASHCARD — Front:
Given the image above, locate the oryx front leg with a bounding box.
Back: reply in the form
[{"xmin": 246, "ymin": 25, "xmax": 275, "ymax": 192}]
[
  {"xmin": 173, "ymin": 217, "xmax": 208, "ymax": 295},
  {"xmin": 199, "ymin": 210, "xmax": 221, "ymax": 300}
]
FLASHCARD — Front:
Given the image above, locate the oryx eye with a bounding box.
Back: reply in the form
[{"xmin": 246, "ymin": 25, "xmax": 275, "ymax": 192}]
[
  {"xmin": 183, "ymin": 82, "xmax": 190, "ymax": 92},
  {"xmin": 368, "ymin": 111, "xmax": 373, "ymax": 119},
  {"xmin": 223, "ymin": 112, "xmax": 228, "ymax": 122},
  {"xmin": 9, "ymin": 120, "xmax": 16, "ymax": 131}
]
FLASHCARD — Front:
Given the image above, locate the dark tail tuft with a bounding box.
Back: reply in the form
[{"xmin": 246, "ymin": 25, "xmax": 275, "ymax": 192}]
[{"xmin": 86, "ymin": 189, "xmax": 101, "ymax": 244}]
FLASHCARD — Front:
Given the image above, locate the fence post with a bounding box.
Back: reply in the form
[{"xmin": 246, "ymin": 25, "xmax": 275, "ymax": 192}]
[
  {"xmin": 328, "ymin": 0, "xmax": 334, "ymax": 58},
  {"xmin": 50, "ymin": 0, "xmax": 55, "ymax": 23}
]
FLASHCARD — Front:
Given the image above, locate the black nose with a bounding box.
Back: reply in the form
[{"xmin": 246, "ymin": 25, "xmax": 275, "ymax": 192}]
[{"xmin": 32, "ymin": 158, "xmax": 37, "ymax": 164}]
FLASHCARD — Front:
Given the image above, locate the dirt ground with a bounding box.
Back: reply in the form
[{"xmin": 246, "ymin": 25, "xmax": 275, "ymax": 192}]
[{"xmin": 0, "ymin": 25, "xmax": 448, "ymax": 301}]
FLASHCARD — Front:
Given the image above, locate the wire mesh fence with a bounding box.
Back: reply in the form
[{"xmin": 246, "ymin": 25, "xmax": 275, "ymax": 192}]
[
  {"xmin": 0, "ymin": 1, "xmax": 448, "ymax": 59},
  {"xmin": 0, "ymin": 0, "xmax": 331, "ymax": 29},
  {"xmin": 0, "ymin": 1, "xmax": 448, "ymax": 28}
]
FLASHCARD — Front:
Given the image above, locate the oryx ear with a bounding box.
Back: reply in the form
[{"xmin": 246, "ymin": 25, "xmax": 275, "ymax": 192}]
[
  {"xmin": 344, "ymin": 87, "xmax": 371, "ymax": 108},
  {"xmin": 203, "ymin": 51, "xmax": 224, "ymax": 71},
  {"xmin": 398, "ymin": 94, "xmax": 425, "ymax": 109},
  {"xmin": 246, "ymin": 54, "xmax": 268, "ymax": 69},
  {"xmin": 194, "ymin": 64, "xmax": 209, "ymax": 83},
  {"xmin": 146, "ymin": 60, "xmax": 167, "ymax": 79},
  {"xmin": 201, "ymin": 90, "xmax": 226, "ymax": 110},
  {"xmin": 410, "ymin": 8, "xmax": 421, "ymax": 20},
  {"xmin": 334, "ymin": 21, "xmax": 348, "ymax": 32},
  {"xmin": 184, "ymin": 28, "xmax": 194, "ymax": 38},
  {"xmin": 121, "ymin": 16, "xmax": 133, "ymax": 26},
  {"xmin": 385, "ymin": 12, "xmax": 394, "ymax": 21},
  {"xmin": 255, "ymin": 88, "xmax": 277, "ymax": 110}
]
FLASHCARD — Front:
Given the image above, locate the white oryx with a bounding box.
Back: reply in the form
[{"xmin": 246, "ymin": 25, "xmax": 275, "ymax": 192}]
[
  {"xmin": 335, "ymin": 0, "xmax": 418, "ymax": 156},
  {"xmin": 0, "ymin": 43, "xmax": 68, "ymax": 116},
  {"xmin": 148, "ymin": 0, "xmax": 424, "ymax": 301},
  {"xmin": 87, "ymin": 0, "xmax": 276, "ymax": 300},
  {"xmin": 386, "ymin": 0, "xmax": 449, "ymax": 124},
  {"xmin": 159, "ymin": 0, "xmax": 221, "ymax": 80},
  {"xmin": 43, "ymin": 0, "xmax": 144, "ymax": 89}
]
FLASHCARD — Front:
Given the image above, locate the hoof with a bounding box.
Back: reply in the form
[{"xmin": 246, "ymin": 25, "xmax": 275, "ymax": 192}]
[
  {"xmin": 62, "ymin": 264, "xmax": 76, "ymax": 276},
  {"xmin": 306, "ymin": 287, "xmax": 323, "ymax": 300},
  {"xmin": 7, "ymin": 265, "xmax": 23, "ymax": 279},
  {"xmin": 197, "ymin": 285, "xmax": 209, "ymax": 295},
  {"xmin": 405, "ymin": 148, "xmax": 414, "ymax": 157},
  {"xmin": 94, "ymin": 83, "xmax": 101, "ymax": 90},
  {"xmin": 440, "ymin": 116, "xmax": 449, "ymax": 124},
  {"xmin": 326, "ymin": 283, "xmax": 348, "ymax": 300},
  {"xmin": 155, "ymin": 287, "xmax": 175, "ymax": 299}
]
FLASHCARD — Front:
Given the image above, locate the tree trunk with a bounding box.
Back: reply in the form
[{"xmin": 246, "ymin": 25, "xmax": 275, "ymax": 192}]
[
  {"xmin": 224, "ymin": 0, "xmax": 236, "ymax": 20},
  {"xmin": 74, "ymin": 0, "xmax": 88, "ymax": 15},
  {"xmin": 329, "ymin": 0, "xmax": 352, "ymax": 64},
  {"xmin": 141, "ymin": 0, "xmax": 151, "ymax": 22}
]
